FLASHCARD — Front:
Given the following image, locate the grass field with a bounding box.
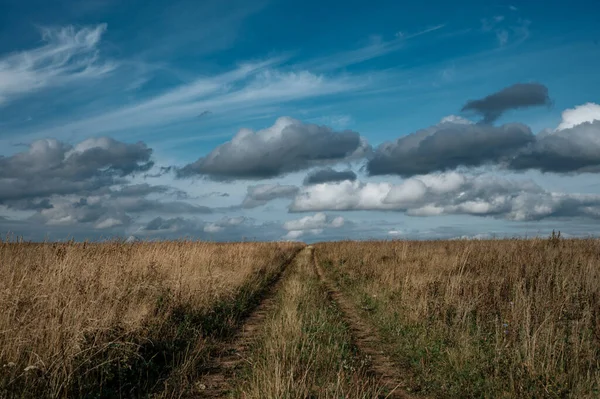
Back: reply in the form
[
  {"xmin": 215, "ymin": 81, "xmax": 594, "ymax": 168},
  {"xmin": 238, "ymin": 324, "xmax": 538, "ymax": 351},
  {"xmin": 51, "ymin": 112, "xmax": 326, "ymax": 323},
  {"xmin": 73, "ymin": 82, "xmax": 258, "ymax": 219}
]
[
  {"xmin": 1, "ymin": 235, "xmax": 599, "ymax": 398},
  {"xmin": 0, "ymin": 240, "xmax": 301, "ymax": 398},
  {"xmin": 317, "ymin": 236, "xmax": 600, "ymax": 398}
]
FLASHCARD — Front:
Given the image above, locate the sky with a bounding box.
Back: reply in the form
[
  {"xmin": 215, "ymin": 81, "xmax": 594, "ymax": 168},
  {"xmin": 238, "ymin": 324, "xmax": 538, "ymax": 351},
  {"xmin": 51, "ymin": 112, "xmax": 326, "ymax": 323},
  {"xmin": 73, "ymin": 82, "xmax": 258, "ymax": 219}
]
[{"xmin": 1, "ymin": 0, "xmax": 600, "ymax": 242}]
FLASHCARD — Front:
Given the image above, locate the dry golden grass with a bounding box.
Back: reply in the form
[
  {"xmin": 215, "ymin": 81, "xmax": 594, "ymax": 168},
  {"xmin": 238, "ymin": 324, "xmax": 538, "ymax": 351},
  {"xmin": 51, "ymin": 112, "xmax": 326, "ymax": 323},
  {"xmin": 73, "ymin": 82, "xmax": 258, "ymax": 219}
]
[
  {"xmin": 237, "ymin": 247, "xmax": 385, "ymax": 398},
  {"xmin": 316, "ymin": 237, "xmax": 600, "ymax": 398},
  {"xmin": 0, "ymin": 240, "xmax": 302, "ymax": 398}
]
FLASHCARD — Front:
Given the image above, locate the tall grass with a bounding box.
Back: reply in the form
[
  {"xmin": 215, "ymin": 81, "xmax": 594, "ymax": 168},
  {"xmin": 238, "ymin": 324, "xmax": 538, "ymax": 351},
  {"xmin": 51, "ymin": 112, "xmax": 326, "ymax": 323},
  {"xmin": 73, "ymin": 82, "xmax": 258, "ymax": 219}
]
[
  {"xmin": 0, "ymin": 239, "xmax": 302, "ymax": 398},
  {"xmin": 237, "ymin": 247, "xmax": 385, "ymax": 398},
  {"xmin": 317, "ymin": 238, "xmax": 600, "ymax": 398}
]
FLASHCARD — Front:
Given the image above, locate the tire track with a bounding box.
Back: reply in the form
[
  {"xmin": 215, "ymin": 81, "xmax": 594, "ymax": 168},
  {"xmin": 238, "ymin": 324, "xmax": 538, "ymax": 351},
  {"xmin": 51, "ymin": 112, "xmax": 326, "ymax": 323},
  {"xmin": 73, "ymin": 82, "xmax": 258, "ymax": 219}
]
[
  {"xmin": 311, "ymin": 247, "xmax": 418, "ymax": 399},
  {"xmin": 187, "ymin": 246, "xmax": 304, "ymax": 398}
]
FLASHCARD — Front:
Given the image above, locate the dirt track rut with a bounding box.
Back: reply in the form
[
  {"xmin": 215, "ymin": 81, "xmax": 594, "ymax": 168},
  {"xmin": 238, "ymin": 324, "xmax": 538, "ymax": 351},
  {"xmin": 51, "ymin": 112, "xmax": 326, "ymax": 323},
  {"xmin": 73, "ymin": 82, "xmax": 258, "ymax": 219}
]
[
  {"xmin": 189, "ymin": 247, "xmax": 303, "ymax": 398},
  {"xmin": 311, "ymin": 247, "xmax": 416, "ymax": 399},
  {"xmin": 189, "ymin": 246, "xmax": 418, "ymax": 398}
]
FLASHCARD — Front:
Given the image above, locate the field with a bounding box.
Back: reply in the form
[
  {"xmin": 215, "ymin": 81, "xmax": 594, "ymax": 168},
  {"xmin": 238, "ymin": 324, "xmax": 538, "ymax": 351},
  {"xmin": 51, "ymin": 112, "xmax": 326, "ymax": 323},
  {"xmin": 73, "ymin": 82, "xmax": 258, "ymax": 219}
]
[{"xmin": 1, "ymin": 236, "xmax": 599, "ymax": 398}]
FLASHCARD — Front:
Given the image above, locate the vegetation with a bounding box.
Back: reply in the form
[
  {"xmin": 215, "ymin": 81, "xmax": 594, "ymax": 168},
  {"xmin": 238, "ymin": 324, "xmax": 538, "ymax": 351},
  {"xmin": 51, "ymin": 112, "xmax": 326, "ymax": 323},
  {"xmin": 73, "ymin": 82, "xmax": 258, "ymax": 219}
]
[
  {"xmin": 0, "ymin": 239, "xmax": 301, "ymax": 398},
  {"xmin": 3, "ymin": 235, "xmax": 599, "ymax": 398},
  {"xmin": 316, "ymin": 237, "xmax": 600, "ymax": 398},
  {"xmin": 236, "ymin": 247, "xmax": 384, "ymax": 398}
]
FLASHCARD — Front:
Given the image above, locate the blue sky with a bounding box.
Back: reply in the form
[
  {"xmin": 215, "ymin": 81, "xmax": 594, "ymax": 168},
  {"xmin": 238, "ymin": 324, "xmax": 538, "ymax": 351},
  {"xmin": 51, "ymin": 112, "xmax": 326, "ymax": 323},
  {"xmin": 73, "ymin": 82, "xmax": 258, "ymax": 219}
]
[{"xmin": 1, "ymin": 0, "xmax": 600, "ymax": 241}]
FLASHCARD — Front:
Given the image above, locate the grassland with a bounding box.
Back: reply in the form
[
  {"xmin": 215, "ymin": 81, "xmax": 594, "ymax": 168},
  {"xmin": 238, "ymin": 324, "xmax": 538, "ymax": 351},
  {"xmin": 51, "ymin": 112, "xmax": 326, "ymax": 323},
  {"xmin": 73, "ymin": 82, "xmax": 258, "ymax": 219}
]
[
  {"xmin": 2, "ymin": 236, "xmax": 599, "ymax": 398},
  {"xmin": 0, "ymin": 240, "xmax": 302, "ymax": 398},
  {"xmin": 235, "ymin": 247, "xmax": 385, "ymax": 398},
  {"xmin": 316, "ymin": 237, "xmax": 600, "ymax": 398}
]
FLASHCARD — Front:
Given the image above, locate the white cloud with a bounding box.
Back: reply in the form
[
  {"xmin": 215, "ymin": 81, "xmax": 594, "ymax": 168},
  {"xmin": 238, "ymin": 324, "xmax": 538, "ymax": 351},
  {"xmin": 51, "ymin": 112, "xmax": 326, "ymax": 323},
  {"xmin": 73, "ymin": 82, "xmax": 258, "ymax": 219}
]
[
  {"xmin": 27, "ymin": 63, "xmax": 361, "ymax": 141},
  {"xmin": 0, "ymin": 24, "xmax": 114, "ymax": 105},
  {"xmin": 439, "ymin": 115, "xmax": 473, "ymax": 125},
  {"xmin": 303, "ymin": 24, "xmax": 446, "ymax": 71},
  {"xmin": 290, "ymin": 172, "xmax": 600, "ymax": 221},
  {"xmin": 281, "ymin": 212, "xmax": 344, "ymax": 240},
  {"xmin": 204, "ymin": 224, "xmax": 223, "ymax": 233},
  {"xmin": 283, "ymin": 212, "xmax": 328, "ymax": 231},
  {"xmin": 95, "ymin": 217, "xmax": 125, "ymax": 229},
  {"xmin": 204, "ymin": 216, "xmax": 247, "ymax": 233},
  {"xmin": 282, "ymin": 230, "xmax": 305, "ymax": 240},
  {"xmin": 556, "ymin": 103, "xmax": 600, "ymax": 130}
]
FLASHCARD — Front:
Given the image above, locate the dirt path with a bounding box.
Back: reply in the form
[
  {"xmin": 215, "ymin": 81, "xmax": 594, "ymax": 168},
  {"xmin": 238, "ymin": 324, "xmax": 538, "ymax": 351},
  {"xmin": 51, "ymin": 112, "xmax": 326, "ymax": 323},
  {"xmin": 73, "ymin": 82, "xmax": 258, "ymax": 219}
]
[
  {"xmin": 188, "ymin": 247, "xmax": 304, "ymax": 398},
  {"xmin": 311, "ymin": 247, "xmax": 417, "ymax": 399}
]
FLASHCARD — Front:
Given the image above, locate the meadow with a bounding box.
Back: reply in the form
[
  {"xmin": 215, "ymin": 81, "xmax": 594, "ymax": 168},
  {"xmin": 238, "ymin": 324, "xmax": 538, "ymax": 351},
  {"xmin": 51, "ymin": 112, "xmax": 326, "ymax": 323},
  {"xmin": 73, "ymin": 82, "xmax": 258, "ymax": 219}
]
[
  {"xmin": 1, "ymin": 235, "xmax": 599, "ymax": 398},
  {"xmin": 317, "ymin": 236, "xmax": 600, "ymax": 398},
  {"xmin": 0, "ymin": 240, "xmax": 301, "ymax": 398}
]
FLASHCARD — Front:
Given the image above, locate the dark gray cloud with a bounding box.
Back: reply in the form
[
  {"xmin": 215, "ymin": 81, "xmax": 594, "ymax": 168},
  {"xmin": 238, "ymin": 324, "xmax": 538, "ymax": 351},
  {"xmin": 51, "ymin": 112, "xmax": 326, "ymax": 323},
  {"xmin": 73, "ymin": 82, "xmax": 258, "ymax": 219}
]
[
  {"xmin": 368, "ymin": 111, "xmax": 600, "ymax": 177},
  {"xmin": 0, "ymin": 137, "xmax": 153, "ymax": 205},
  {"xmin": 241, "ymin": 184, "xmax": 299, "ymax": 208},
  {"xmin": 111, "ymin": 183, "xmax": 171, "ymax": 197},
  {"xmin": 136, "ymin": 217, "xmax": 286, "ymax": 242},
  {"xmin": 303, "ymin": 167, "xmax": 357, "ymax": 185},
  {"xmin": 461, "ymin": 83, "xmax": 551, "ymax": 123},
  {"xmin": 367, "ymin": 120, "xmax": 534, "ymax": 177},
  {"xmin": 177, "ymin": 117, "xmax": 370, "ymax": 180},
  {"xmin": 25, "ymin": 194, "xmax": 211, "ymax": 231},
  {"xmin": 144, "ymin": 217, "xmax": 194, "ymax": 232},
  {"xmin": 0, "ymin": 136, "xmax": 216, "ymax": 237},
  {"xmin": 509, "ymin": 121, "xmax": 600, "ymax": 173}
]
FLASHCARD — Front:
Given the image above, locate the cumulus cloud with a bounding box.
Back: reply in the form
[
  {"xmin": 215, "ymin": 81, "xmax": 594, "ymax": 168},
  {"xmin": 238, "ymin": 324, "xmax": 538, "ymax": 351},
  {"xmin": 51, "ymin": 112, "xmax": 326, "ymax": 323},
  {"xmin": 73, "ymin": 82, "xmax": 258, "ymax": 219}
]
[
  {"xmin": 282, "ymin": 212, "xmax": 344, "ymax": 240},
  {"xmin": 556, "ymin": 102, "xmax": 600, "ymax": 130},
  {"xmin": 290, "ymin": 172, "xmax": 600, "ymax": 221},
  {"xmin": 0, "ymin": 24, "xmax": 114, "ymax": 105},
  {"xmin": 461, "ymin": 83, "xmax": 551, "ymax": 123},
  {"xmin": 303, "ymin": 167, "xmax": 357, "ymax": 185},
  {"xmin": 0, "ymin": 136, "xmax": 219, "ymax": 235},
  {"xmin": 178, "ymin": 117, "xmax": 370, "ymax": 180},
  {"xmin": 241, "ymin": 184, "xmax": 299, "ymax": 208},
  {"xmin": 144, "ymin": 217, "xmax": 196, "ymax": 232},
  {"xmin": 29, "ymin": 196, "xmax": 132, "ymax": 229},
  {"xmin": 368, "ymin": 102, "xmax": 600, "ymax": 176},
  {"xmin": 204, "ymin": 216, "xmax": 247, "ymax": 233},
  {"xmin": 510, "ymin": 120, "xmax": 600, "ymax": 173},
  {"xmin": 0, "ymin": 137, "xmax": 153, "ymax": 205},
  {"xmin": 367, "ymin": 119, "xmax": 534, "ymax": 177}
]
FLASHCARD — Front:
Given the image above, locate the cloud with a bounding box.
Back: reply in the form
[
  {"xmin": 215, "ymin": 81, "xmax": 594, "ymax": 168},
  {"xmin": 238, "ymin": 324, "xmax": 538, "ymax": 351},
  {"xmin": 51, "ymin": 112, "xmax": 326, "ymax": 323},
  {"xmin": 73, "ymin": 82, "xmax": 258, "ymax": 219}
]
[
  {"xmin": 26, "ymin": 64, "xmax": 361, "ymax": 141},
  {"xmin": 368, "ymin": 102, "xmax": 600, "ymax": 176},
  {"xmin": 26, "ymin": 192, "xmax": 211, "ymax": 229},
  {"xmin": 204, "ymin": 216, "xmax": 247, "ymax": 233},
  {"xmin": 178, "ymin": 117, "xmax": 370, "ymax": 180},
  {"xmin": 509, "ymin": 120, "xmax": 600, "ymax": 173},
  {"xmin": 556, "ymin": 102, "xmax": 600, "ymax": 130},
  {"xmin": 367, "ymin": 119, "xmax": 534, "ymax": 177},
  {"xmin": 29, "ymin": 196, "xmax": 133, "ymax": 229},
  {"xmin": 290, "ymin": 172, "xmax": 600, "ymax": 221},
  {"xmin": 461, "ymin": 83, "xmax": 551, "ymax": 123},
  {"xmin": 305, "ymin": 24, "xmax": 446, "ymax": 71},
  {"xmin": 144, "ymin": 217, "xmax": 196, "ymax": 232},
  {"xmin": 241, "ymin": 184, "xmax": 299, "ymax": 208},
  {"xmin": 303, "ymin": 167, "xmax": 357, "ymax": 185},
  {"xmin": 0, "ymin": 136, "xmax": 217, "ymax": 234},
  {"xmin": 282, "ymin": 212, "xmax": 344, "ymax": 240},
  {"xmin": 0, "ymin": 24, "xmax": 114, "ymax": 105},
  {"xmin": 110, "ymin": 183, "xmax": 171, "ymax": 197},
  {"xmin": 0, "ymin": 137, "xmax": 153, "ymax": 204}
]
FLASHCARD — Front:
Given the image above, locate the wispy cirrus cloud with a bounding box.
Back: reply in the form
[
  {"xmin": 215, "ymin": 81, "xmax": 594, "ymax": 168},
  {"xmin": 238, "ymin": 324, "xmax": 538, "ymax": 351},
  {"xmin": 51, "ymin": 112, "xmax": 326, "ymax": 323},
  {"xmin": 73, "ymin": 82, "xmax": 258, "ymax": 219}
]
[
  {"xmin": 304, "ymin": 24, "xmax": 446, "ymax": 71},
  {"xmin": 0, "ymin": 24, "xmax": 114, "ymax": 105},
  {"xmin": 23, "ymin": 60, "xmax": 363, "ymax": 141}
]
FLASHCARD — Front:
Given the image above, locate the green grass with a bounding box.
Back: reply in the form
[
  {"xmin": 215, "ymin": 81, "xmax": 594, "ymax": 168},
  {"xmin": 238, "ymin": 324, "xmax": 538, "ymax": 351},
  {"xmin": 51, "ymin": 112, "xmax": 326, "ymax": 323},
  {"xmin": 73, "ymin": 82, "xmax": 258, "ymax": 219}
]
[{"xmin": 235, "ymin": 249, "xmax": 385, "ymax": 398}]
